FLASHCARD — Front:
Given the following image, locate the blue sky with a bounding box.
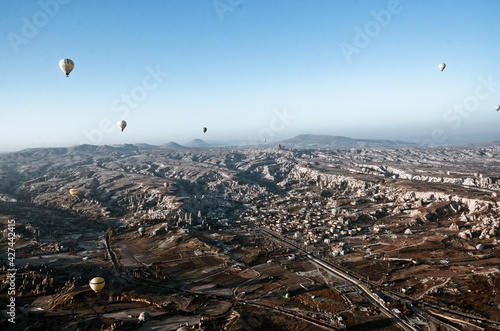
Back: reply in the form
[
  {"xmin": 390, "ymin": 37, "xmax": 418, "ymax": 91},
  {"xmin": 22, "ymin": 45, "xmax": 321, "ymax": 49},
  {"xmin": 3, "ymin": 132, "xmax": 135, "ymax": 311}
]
[{"xmin": 2, "ymin": 0, "xmax": 500, "ymax": 152}]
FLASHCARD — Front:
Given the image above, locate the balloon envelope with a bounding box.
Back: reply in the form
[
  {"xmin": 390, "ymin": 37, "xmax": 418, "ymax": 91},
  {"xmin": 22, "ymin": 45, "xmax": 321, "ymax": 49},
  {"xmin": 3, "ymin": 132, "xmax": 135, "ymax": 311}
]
[
  {"xmin": 495, "ymin": 105, "xmax": 500, "ymax": 111},
  {"xmin": 438, "ymin": 63, "xmax": 446, "ymax": 71},
  {"xmin": 69, "ymin": 188, "xmax": 78, "ymax": 196},
  {"xmin": 89, "ymin": 277, "xmax": 105, "ymax": 293},
  {"xmin": 476, "ymin": 244, "xmax": 486, "ymax": 251},
  {"xmin": 59, "ymin": 59, "xmax": 74, "ymax": 77},
  {"xmin": 117, "ymin": 120, "xmax": 127, "ymax": 132},
  {"xmin": 138, "ymin": 312, "xmax": 150, "ymax": 322},
  {"xmin": 202, "ymin": 127, "xmax": 207, "ymax": 133}
]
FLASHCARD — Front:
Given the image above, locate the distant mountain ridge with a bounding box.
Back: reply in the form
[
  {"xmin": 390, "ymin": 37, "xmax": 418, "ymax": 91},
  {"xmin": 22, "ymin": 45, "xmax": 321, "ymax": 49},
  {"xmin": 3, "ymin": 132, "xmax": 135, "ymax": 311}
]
[
  {"xmin": 277, "ymin": 134, "xmax": 416, "ymax": 149},
  {"xmin": 9, "ymin": 134, "xmax": 417, "ymax": 155},
  {"xmin": 184, "ymin": 139, "xmax": 210, "ymax": 148},
  {"xmin": 183, "ymin": 139, "xmax": 229, "ymax": 148},
  {"xmin": 160, "ymin": 141, "xmax": 188, "ymax": 149}
]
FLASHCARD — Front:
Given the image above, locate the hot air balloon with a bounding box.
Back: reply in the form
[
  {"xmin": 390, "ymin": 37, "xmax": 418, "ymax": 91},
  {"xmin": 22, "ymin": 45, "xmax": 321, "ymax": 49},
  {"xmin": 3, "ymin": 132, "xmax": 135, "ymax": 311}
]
[
  {"xmin": 117, "ymin": 120, "xmax": 127, "ymax": 132},
  {"xmin": 163, "ymin": 182, "xmax": 169, "ymax": 188},
  {"xmin": 59, "ymin": 59, "xmax": 74, "ymax": 77},
  {"xmin": 138, "ymin": 312, "xmax": 150, "ymax": 322},
  {"xmin": 202, "ymin": 127, "xmax": 207, "ymax": 134},
  {"xmin": 69, "ymin": 188, "xmax": 78, "ymax": 197},
  {"xmin": 138, "ymin": 226, "xmax": 145, "ymax": 236},
  {"xmin": 89, "ymin": 277, "xmax": 105, "ymax": 293},
  {"xmin": 438, "ymin": 63, "xmax": 446, "ymax": 72},
  {"xmin": 495, "ymin": 105, "xmax": 500, "ymax": 112},
  {"xmin": 476, "ymin": 243, "xmax": 486, "ymax": 251}
]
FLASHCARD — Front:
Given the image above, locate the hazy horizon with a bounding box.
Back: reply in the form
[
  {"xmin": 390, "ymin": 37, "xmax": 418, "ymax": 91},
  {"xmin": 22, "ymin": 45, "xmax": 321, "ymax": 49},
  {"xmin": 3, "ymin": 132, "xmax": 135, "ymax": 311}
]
[{"xmin": 2, "ymin": 130, "xmax": 500, "ymax": 154}]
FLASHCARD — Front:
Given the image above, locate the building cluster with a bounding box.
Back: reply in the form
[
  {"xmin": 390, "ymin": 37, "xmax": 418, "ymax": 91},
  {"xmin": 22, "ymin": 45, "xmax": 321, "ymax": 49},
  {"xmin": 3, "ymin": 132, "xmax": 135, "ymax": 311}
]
[{"xmin": 238, "ymin": 194, "xmax": 360, "ymax": 256}]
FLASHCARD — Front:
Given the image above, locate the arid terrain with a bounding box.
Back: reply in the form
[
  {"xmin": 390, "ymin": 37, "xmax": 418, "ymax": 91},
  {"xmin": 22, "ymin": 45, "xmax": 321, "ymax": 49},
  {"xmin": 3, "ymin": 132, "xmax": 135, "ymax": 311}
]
[{"xmin": 2, "ymin": 139, "xmax": 500, "ymax": 330}]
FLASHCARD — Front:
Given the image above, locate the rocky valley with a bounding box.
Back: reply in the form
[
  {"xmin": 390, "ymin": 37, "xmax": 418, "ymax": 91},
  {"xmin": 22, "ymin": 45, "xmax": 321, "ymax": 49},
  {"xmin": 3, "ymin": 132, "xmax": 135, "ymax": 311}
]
[{"xmin": 2, "ymin": 141, "xmax": 500, "ymax": 330}]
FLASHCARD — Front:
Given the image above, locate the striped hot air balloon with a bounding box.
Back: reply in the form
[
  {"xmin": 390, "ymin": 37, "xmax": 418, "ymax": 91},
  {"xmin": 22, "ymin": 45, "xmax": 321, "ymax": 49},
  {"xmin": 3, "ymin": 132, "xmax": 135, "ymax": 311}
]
[
  {"xmin": 89, "ymin": 277, "xmax": 105, "ymax": 293},
  {"xmin": 59, "ymin": 59, "xmax": 74, "ymax": 77}
]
